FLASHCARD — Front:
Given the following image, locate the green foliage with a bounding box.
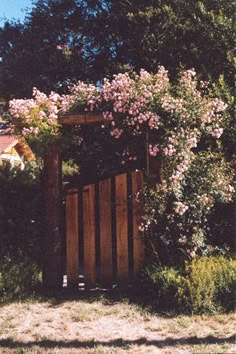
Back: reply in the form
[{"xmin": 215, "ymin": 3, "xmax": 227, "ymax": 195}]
[
  {"xmin": 2, "ymin": 2, "xmax": 234, "ymax": 262},
  {"xmin": 0, "ymin": 0, "xmax": 234, "ymax": 99},
  {"xmin": 143, "ymin": 256, "xmax": 236, "ymax": 314},
  {"xmin": 122, "ymin": 0, "xmax": 234, "ymax": 84},
  {"xmin": 143, "ymin": 151, "xmax": 235, "ymax": 265},
  {"xmin": 184, "ymin": 256, "xmax": 236, "ymax": 313},
  {"xmin": 210, "ymin": 75, "xmax": 236, "ymax": 164},
  {"xmin": 9, "ymin": 67, "xmax": 234, "ymax": 265},
  {"xmin": 0, "ymin": 163, "xmax": 43, "ymax": 290},
  {"xmin": 144, "ymin": 265, "xmax": 184, "ymax": 311},
  {"xmin": 0, "ymin": 252, "xmax": 41, "ymax": 301},
  {"xmin": 0, "ymin": 1, "xmax": 90, "ymax": 99},
  {"xmin": 0, "ymin": 163, "xmax": 43, "ymax": 300}
]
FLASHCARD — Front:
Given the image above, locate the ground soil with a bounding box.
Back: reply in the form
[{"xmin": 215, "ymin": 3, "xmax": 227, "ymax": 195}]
[{"xmin": 0, "ymin": 293, "xmax": 235, "ymax": 354}]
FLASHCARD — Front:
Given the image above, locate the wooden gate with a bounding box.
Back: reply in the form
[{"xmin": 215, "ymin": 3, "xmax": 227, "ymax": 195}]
[{"xmin": 65, "ymin": 170, "xmax": 144, "ymax": 289}]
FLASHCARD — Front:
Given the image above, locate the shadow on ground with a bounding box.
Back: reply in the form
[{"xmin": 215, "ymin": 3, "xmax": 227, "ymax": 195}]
[{"xmin": 0, "ymin": 335, "xmax": 235, "ymax": 350}]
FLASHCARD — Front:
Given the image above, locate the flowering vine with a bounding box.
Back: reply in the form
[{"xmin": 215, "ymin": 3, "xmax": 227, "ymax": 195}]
[{"xmin": 9, "ymin": 66, "xmax": 235, "ymax": 262}]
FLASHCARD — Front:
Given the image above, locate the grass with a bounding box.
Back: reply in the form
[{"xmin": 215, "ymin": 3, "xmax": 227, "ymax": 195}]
[{"xmin": 0, "ymin": 293, "xmax": 235, "ymax": 354}]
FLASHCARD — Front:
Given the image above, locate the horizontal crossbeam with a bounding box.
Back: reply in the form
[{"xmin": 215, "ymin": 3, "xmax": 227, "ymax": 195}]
[{"xmin": 60, "ymin": 113, "xmax": 105, "ymax": 125}]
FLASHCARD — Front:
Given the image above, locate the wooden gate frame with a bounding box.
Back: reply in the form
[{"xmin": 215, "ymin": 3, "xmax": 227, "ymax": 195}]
[{"xmin": 43, "ymin": 112, "xmax": 160, "ymax": 289}]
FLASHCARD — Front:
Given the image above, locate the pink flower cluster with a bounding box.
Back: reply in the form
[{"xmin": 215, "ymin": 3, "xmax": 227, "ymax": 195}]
[
  {"xmin": 9, "ymin": 66, "xmax": 228, "ymax": 171},
  {"xmin": 163, "ymin": 144, "xmax": 176, "ymax": 157},
  {"xmin": 198, "ymin": 194, "xmax": 214, "ymax": 208},
  {"xmin": 10, "ymin": 98, "xmax": 37, "ymax": 122},
  {"xmin": 100, "ymin": 67, "xmax": 169, "ymax": 138},
  {"xmin": 110, "ymin": 128, "xmax": 123, "ymax": 139},
  {"xmin": 22, "ymin": 126, "xmax": 39, "ymax": 136},
  {"xmin": 174, "ymin": 201, "xmax": 189, "ymax": 216},
  {"xmin": 169, "ymin": 155, "xmax": 193, "ymax": 188},
  {"xmin": 9, "ymin": 87, "xmax": 63, "ymax": 138},
  {"xmin": 200, "ymin": 98, "xmax": 227, "ymax": 139},
  {"xmin": 61, "ymin": 81, "xmax": 99, "ymax": 113},
  {"xmin": 149, "ymin": 144, "xmax": 159, "ymax": 157}
]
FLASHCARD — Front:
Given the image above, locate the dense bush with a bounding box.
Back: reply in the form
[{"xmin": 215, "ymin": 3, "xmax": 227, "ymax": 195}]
[
  {"xmin": 143, "ymin": 256, "xmax": 236, "ymax": 314},
  {"xmin": 142, "ymin": 151, "xmax": 235, "ymax": 265},
  {"xmin": 144, "ymin": 265, "xmax": 184, "ymax": 311},
  {"xmin": 0, "ymin": 163, "xmax": 43, "ymax": 299},
  {"xmin": 184, "ymin": 256, "xmax": 236, "ymax": 313},
  {"xmin": 0, "ymin": 163, "xmax": 43, "ymax": 259},
  {"xmin": 0, "ymin": 252, "xmax": 41, "ymax": 301}
]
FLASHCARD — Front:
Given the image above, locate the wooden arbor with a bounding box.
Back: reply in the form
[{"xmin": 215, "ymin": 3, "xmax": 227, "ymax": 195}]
[
  {"xmin": 43, "ymin": 113, "xmax": 160, "ymax": 289},
  {"xmin": 43, "ymin": 113, "xmax": 104, "ymax": 288}
]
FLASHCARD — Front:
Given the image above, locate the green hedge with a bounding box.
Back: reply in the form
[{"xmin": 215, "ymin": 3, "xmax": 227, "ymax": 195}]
[{"xmin": 143, "ymin": 256, "xmax": 236, "ymax": 314}]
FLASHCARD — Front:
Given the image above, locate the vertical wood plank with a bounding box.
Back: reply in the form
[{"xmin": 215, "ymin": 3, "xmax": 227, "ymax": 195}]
[
  {"xmin": 43, "ymin": 145, "xmax": 62, "ymax": 289},
  {"xmin": 83, "ymin": 184, "xmax": 96, "ymax": 289},
  {"xmin": 132, "ymin": 171, "xmax": 145, "ymax": 275},
  {"xmin": 99, "ymin": 178, "xmax": 113, "ymax": 286},
  {"xmin": 116, "ymin": 173, "xmax": 128, "ymax": 284},
  {"xmin": 66, "ymin": 189, "xmax": 79, "ymax": 288}
]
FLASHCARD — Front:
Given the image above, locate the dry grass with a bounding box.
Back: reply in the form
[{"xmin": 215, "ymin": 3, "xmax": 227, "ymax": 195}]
[{"xmin": 0, "ymin": 295, "xmax": 235, "ymax": 354}]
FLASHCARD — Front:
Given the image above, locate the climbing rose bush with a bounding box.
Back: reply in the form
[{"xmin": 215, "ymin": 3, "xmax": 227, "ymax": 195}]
[
  {"xmin": 9, "ymin": 67, "xmax": 235, "ymax": 262},
  {"xmin": 10, "ymin": 88, "xmax": 62, "ymax": 137},
  {"xmin": 10, "ymin": 66, "xmax": 227, "ymax": 148},
  {"xmin": 141, "ymin": 151, "xmax": 235, "ymax": 264}
]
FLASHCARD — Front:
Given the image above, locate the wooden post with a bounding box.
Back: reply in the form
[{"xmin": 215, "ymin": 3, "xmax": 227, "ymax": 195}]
[
  {"xmin": 43, "ymin": 144, "xmax": 63, "ymax": 289},
  {"xmin": 66, "ymin": 189, "xmax": 79, "ymax": 288}
]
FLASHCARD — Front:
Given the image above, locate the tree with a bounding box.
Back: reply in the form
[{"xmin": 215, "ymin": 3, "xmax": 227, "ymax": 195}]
[
  {"xmin": 0, "ymin": 0, "xmax": 92, "ymax": 99},
  {"xmin": 0, "ymin": 0, "xmax": 234, "ymax": 99}
]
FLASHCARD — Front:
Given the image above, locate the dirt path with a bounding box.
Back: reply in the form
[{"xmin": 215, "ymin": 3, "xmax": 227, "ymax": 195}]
[{"xmin": 0, "ymin": 297, "xmax": 235, "ymax": 353}]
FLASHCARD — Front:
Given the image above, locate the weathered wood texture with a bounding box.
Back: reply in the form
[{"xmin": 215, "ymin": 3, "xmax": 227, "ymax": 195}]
[
  {"xmin": 83, "ymin": 184, "xmax": 96, "ymax": 289},
  {"xmin": 66, "ymin": 189, "xmax": 79, "ymax": 288},
  {"xmin": 22, "ymin": 113, "xmax": 160, "ymax": 290},
  {"xmin": 60, "ymin": 112, "xmax": 123, "ymax": 126},
  {"xmin": 65, "ymin": 171, "xmax": 144, "ymax": 289},
  {"xmin": 99, "ymin": 178, "xmax": 113, "ymax": 285},
  {"xmin": 60, "ymin": 113, "xmax": 105, "ymax": 125},
  {"xmin": 43, "ymin": 145, "xmax": 63, "ymax": 289},
  {"xmin": 115, "ymin": 173, "xmax": 129, "ymax": 285}
]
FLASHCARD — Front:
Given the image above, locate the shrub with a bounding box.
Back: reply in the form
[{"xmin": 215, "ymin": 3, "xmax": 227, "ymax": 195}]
[
  {"xmin": 0, "ymin": 252, "xmax": 41, "ymax": 301},
  {"xmin": 144, "ymin": 265, "xmax": 184, "ymax": 311},
  {"xmin": 143, "ymin": 256, "xmax": 236, "ymax": 314},
  {"xmin": 184, "ymin": 256, "xmax": 236, "ymax": 313},
  {"xmin": 0, "ymin": 163, "xmax": 43, "ymax": 300},
  {"xmin": 142, "ymin": 151, "xmax": 235, "ymax": 266},
  {"xmin": 0, "ymin": 163, "xmax": 43, "ymax": 263}
]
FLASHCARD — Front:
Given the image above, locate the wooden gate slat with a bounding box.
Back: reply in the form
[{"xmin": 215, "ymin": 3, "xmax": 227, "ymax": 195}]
[
  {"xmin": 66, "ymin": 189, "xmax": 79, "ymax": 288},
  {"xmin": 116, "ymin": 173, "xmax": 128, "ymax": 284},
  {"xmin": 66, "ymin": 171, "xmax": 144, "ymax": 290},
  {"xmin": 99, "ymin": 178, "xmax": 113, "ymax": 285},
  {"xmin": 83, "ymin": 184, "xmax": 96, "ymax": 289},
  {"xmin": 132, "ymin": 171, "xmax": 145, "ymax": 275}
]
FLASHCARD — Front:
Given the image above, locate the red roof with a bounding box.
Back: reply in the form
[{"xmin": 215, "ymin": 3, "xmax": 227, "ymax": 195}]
[{"xmin": 0, "ymin": 136, "xmax": 18, "ymax": 154}]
